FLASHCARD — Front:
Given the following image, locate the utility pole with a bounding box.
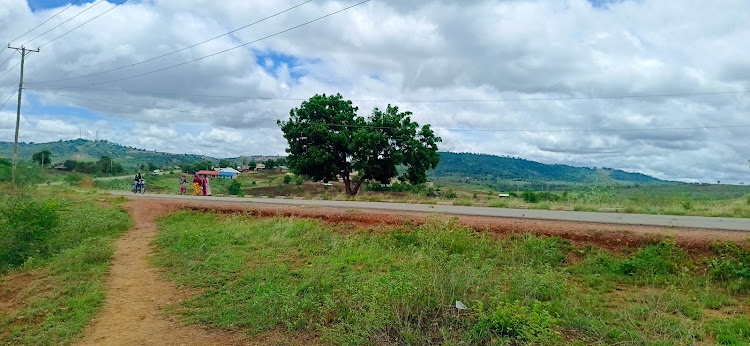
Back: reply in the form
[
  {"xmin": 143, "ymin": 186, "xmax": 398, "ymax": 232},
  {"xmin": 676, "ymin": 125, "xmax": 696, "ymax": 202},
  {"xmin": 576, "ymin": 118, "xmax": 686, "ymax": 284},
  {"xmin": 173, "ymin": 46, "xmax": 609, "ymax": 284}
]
[{"xmin": 7, "ymin": 45, "xmax": 39, "ymax": 191}]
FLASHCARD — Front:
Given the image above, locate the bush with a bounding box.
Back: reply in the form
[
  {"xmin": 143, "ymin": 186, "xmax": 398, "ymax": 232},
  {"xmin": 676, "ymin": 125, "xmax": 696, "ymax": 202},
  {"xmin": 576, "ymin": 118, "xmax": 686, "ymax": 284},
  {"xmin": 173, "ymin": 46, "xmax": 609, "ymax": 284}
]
[
  {"xmin": 471, "ymin": 300, "xmax": 558, "ymax": 343},
  {"xmin": 522, "ymin": 189, "xmax": 540, "ymax": 203},
  {"xmin": 0, "ymin": 198, "xmax": 60, "ymax": 269},
  {"xmin": 228, "ymin": 180, "xmax": 243, "ymax": 196},
  {"xmin": 283, "ymin": 175, "xmax": 292, "ymax": 185},
  {"xmin": 709, "ymin": 243, "xmax": 750, "ymax": 292},
  {"xmin": 620, "ymin": 240, "xmax": 690, "ymax": 279},
  {"xmin": 444, "ymin": 189, "xmax": 458, "ymax": 199},
  {"xmin": 64, "ymin": 173, "xmax": 84, "ymax": 186}
]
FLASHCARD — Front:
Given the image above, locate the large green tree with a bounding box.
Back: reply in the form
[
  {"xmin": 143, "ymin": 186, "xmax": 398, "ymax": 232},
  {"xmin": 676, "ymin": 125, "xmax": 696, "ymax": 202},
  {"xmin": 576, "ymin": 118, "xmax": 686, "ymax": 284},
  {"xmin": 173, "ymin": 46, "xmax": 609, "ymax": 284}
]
[
  {"xmin": 32, "ymin": 150, "xmax": 52, "ymax": 166},
  {"xmin": 278, "ymin": 93, "xmax": 441, "ymax": 196}
]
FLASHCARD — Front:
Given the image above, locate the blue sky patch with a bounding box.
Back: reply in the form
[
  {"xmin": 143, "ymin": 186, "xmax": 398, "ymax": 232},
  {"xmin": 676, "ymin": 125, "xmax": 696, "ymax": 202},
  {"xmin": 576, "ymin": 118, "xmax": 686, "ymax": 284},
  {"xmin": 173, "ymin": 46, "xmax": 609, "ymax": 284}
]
[
  {"xmin": 253, "ymin": 50, "xmax": 308, "ymax": 81},
  {"xmin": 27, "ymin": 0, "xmax": 97, "ymax": 12}
]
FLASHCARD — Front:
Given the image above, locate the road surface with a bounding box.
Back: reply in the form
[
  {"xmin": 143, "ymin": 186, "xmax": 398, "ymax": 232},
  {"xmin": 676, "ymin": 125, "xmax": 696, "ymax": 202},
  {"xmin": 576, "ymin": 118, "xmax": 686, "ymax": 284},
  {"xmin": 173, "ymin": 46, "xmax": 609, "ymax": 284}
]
[{"xmin": 112, "ymin": 192, "xmax": 750, "ymax": 231}]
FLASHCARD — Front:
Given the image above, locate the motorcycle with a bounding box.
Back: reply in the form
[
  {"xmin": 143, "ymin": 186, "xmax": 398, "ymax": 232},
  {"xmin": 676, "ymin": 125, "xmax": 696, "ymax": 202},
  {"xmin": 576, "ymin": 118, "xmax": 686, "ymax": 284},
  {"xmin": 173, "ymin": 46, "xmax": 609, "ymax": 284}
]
[{"xmin": 132, "ymin": 178, "xmax": 146, "ymax": 194}]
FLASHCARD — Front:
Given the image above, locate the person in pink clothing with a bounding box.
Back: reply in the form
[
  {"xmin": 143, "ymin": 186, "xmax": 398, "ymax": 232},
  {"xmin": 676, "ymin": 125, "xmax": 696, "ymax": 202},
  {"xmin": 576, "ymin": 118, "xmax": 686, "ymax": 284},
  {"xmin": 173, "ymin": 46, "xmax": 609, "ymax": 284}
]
[{"xmin": 203, "ymin": 175, "xmax": 212, "ymax": 196}]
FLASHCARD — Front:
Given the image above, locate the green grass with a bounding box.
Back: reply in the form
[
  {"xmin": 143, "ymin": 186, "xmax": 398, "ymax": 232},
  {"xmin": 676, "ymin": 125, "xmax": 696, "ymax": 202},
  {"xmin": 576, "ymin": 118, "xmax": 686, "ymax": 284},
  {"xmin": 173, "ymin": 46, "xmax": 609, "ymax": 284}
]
[
  {"xmin": 0, "ymin": 191, "xmax": 132, "ymax": 345},
  {"xmin": 153, "ymin": 211, "xmax": 750, "ymax": 344}
]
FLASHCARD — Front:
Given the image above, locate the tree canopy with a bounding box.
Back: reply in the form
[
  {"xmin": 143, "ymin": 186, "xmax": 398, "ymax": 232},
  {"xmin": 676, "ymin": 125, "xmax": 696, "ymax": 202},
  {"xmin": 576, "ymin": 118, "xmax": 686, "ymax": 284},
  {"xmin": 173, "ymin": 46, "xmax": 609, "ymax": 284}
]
[
  {"xmin": 32, "ymin": 150, "xmax": 52, "ymax": 165},
  {"xmin": 278, "ymin": 93, "xmax": 441, "ymax": 196}
]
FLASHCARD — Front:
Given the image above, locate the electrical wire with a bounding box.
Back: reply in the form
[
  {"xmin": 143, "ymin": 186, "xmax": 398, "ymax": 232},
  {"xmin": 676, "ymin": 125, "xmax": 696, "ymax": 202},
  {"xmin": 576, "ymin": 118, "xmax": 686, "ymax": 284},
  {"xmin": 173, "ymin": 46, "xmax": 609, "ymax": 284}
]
[
  {"xmin": 28, "ymin": 0, "xmax": 313, "ymax": 84},
  {"xmin": 0, "ymin": 88, "xmax": 18, "ymax": 113},
  {"xmin": 21, "ymin": 0, "xmax": 107, "ymax": 47},
  {"xmin": 78, "ymin": 0, "xmax": 371, "ymax": 86},
  {"xmin": 38, "ymin": 0, "xmax": 130, "ymax": 48},
  {"xmin": 25, "ymin": 89, "xmax": 750, "ymax": 133},
  {"xmin": 22, "ymin": 82, "xmax": 750, "ymax": 103},
  {"xmin": 0, "ymin": 60, "xmax": 22, "ymax": 81},
  {"xmin": 8, "ymin": 0, "xmax": 83, "ymax": 44},
  {"xmin": 0, "ymin": 53, "xmax": 15, "ymax": 71}
]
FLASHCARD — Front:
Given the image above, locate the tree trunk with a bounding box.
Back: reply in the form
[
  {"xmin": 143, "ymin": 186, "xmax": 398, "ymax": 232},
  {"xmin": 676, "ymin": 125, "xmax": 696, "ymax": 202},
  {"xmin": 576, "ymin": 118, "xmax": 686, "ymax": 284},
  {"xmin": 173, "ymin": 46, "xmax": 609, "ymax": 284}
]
[
  {"xmin": 351, "ymin": 175, "xmax": 368, "ymax": 196},
  {"xmin": 342, "ymin": 173, "xmax": 354, "ymax": 196}
]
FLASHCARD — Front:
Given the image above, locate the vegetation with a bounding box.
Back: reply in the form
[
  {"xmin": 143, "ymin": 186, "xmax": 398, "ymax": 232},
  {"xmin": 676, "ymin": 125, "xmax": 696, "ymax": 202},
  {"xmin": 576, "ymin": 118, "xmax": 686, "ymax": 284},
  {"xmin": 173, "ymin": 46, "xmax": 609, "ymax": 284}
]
[
  {"xmin": 432, "ymin": 152, "xmax": 669, "ymax": 186},
  {"xmin": 278, "ymin": 93, "xmax": 441, "ymax": 196},
  {"xmin": 59, "ymin": 156, "xmax": 124, "ymax": 175},
  {"xmin": 0, "ymin": 139, "xmax": 212, "ymax": 171},
  {"xmin": 0, "ymin": 191, "xmax": 132, "ymax": 344},
  {"xmin": 154, "ymin": 211, "xmax": 750, "ymax": 344}
]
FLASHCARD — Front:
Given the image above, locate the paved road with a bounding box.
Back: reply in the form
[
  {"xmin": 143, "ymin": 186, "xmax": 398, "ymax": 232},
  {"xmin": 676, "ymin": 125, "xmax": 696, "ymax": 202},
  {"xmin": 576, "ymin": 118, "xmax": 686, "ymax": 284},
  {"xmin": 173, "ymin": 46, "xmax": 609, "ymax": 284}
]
[{"xmin": 112, "ymin": 192, "xmax": 750, "ymax": 231}]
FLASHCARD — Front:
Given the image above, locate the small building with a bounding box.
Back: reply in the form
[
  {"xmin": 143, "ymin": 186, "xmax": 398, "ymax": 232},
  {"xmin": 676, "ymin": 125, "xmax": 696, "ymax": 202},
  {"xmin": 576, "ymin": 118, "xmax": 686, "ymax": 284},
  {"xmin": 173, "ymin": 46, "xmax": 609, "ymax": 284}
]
[
  {"xmin": 275, "ymin": 165, "xmax": 289, "ymax": 172},
  {"xmin": 197, "ymin": 170, "xmax": 220, "ymax": 178},
  {"xmin": 255, "ymin": 163, "xmax": 266, "ymax": 171},
  {"xmin": 218, "ymin": 167, "xmax": 241, "ymax": 174},
  {"xmin": 218, "ymin": 171, "xmax": 238, "ymax": 179}
]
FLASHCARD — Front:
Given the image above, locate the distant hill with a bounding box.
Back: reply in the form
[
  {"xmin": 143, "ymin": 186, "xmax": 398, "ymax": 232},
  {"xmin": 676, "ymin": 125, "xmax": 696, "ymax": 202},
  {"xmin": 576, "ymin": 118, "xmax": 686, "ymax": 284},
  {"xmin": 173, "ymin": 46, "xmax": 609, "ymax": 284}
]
[
  {"xmin": 0, "ymin": 139, "xmax": 213, "ymax": 170},
  {"xmin": 432, "ymin": 152, "xmax": 671, "ymax": 186},
  {"xmin": 0, "ymin": 140, "xmax": 670, "ymax": 185}
]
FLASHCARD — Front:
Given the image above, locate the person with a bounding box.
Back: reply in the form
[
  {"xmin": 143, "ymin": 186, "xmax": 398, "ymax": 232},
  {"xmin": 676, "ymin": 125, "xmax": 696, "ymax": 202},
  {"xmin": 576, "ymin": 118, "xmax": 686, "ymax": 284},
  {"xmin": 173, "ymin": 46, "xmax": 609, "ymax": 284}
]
[
  {"xmin": 179, "ymin": 175, "xmax": 188, "ymax": 195},
  {"xmin": 193, "ymin": 173, "xmax": 203, "ymax": 196},
  {"xmin": 203, "ymin": 175, "xmax": 212, "ymax": 196}
]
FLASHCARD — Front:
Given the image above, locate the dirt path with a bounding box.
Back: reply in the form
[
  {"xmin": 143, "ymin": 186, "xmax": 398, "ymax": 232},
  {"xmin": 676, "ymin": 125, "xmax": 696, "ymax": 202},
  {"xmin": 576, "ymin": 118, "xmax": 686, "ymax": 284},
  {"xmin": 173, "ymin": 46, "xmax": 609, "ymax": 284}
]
[{"xmin": 76, "ymin": 201, "xmax": 251, "ymax": 346}]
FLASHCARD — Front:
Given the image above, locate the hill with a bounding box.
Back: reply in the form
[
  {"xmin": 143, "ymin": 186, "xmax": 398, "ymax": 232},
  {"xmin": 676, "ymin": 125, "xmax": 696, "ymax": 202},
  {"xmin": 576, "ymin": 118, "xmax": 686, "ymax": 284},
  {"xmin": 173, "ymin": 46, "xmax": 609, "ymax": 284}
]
[
  {"xmin": 0, "ymin": 139, "xmax": 213, "ymax": 170},
  {"xmin": 431, "ymin": 152, "xmax": 671, "ymax": 186},
  {"xmin": 0, "ymin": 140, "xmax": 670, "ymax": 186}
]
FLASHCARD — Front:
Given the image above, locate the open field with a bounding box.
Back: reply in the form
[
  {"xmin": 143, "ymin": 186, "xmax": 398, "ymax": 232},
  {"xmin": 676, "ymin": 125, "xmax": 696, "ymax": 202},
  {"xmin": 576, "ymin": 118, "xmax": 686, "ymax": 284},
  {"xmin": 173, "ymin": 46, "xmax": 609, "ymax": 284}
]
[
  {"xmin": 152, "ymin": 205, "xmax": 750, "ymax": 344},
  {"xmin": 1, "ymin": 191, "xmax": 749, "ymax": 345}
]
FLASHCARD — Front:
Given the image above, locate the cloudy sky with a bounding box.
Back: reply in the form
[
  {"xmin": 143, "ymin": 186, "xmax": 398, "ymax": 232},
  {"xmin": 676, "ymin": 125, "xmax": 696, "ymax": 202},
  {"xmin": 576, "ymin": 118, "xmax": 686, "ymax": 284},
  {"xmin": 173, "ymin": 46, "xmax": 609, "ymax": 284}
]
[{"xmin": 0, "ymin": 0, "xmax": 749, "ymax": 183}]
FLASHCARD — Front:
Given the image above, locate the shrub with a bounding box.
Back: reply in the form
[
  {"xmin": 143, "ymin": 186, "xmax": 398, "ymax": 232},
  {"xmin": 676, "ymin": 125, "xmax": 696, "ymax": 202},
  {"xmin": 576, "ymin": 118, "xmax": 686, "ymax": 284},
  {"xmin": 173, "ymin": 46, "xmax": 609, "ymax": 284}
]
[
  {"xmin": 228, "ymin": 180, "xmax": 243, "ymax": 196},
  {"xmin": 294, "ymin": 176, "xmax": 304, "ymax": 185},
  {"xmin": 620, "ymin": 240, "xmax": 690, "ymax": 279},
  {"xmin": 471, "ymin": 300, "xmax": 558, "ymax": 343},
  {"xmin": 64, "ymin": 172, "xmax": 84, "ymax": 186},
  {"xmin": 444, "ymin": 189, "xmax": 458, "ymax": 199},
  {"xmin": 709, "ymin": 243, "xmax": 750, "ymax": 292},
  {"xmin": 283, "ymin": 175, "xmax": 292, "ymax": 185},
  {"xmin": 0, "ymin": 198, "xmax": 60, "ymax": 269},
  {"xmin": 522, "ymin": 189, "xmax": 540, "ymax": 203}
]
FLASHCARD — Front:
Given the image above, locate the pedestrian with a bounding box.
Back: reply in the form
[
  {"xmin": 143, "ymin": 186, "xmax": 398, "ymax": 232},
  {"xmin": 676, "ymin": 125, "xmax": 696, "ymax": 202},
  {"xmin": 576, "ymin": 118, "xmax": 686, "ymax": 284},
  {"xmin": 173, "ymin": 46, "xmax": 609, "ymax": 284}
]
[
  {"xmin": 179, "ymin": 175, "xmax": 188, "ymax": 195},
  {"xmin": 193, "ymin": 173, "xmax": 203, "ymax": 196},
  {"xmin": 203, "ymin": 175, "xmax": 212, "ymax": 196}
]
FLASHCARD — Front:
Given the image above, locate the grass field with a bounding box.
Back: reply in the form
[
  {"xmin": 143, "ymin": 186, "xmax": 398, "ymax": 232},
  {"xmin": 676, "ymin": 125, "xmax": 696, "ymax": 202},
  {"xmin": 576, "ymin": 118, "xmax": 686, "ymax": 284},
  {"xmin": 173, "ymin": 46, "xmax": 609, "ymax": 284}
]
[
  {"xmin": 0, "ymin": 189, "xmax": 132, "ymax": 345},
  {"xmin": 154, "ymin": 211, "xmax": 750, "ymax": 345}
]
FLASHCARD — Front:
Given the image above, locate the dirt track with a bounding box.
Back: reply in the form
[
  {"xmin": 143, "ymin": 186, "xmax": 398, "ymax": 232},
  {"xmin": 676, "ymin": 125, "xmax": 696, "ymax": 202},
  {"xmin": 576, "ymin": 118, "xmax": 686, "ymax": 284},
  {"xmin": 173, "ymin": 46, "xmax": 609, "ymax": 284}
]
[{"xmin": 76, "ymin": 197, "xmax": 749, "ymax": 345}]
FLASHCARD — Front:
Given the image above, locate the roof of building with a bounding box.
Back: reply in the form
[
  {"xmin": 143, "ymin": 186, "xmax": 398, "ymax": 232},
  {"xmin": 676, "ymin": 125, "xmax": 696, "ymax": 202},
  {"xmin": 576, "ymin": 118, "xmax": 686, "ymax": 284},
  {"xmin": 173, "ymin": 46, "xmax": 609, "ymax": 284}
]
[
  {"xmin": 218, "ymin": 171, "xmax": 238, "ymax": 176},
  {"xmin": 218, "ymin": 167, "xmax": 241, "ymax": 174},
  {"xmin": 197, "ymin": 170, "xmax": 220, "ymax": 176}
]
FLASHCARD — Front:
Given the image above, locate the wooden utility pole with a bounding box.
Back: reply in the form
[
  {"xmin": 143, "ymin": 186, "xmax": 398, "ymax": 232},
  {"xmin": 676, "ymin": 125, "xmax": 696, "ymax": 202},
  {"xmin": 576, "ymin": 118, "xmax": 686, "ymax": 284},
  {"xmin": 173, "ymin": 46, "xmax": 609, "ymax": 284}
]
[{"xmin": 7, "ymin": 45, "xmax": 39, "ymax": 190}]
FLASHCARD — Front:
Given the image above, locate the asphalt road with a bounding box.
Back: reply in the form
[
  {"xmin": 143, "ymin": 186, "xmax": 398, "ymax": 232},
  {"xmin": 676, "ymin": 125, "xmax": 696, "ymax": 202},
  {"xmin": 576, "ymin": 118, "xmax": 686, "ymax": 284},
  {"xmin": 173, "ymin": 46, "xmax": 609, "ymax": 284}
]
[{"xmin": 112, "ymin": 192, "xmax": 750, "ymax": 232}]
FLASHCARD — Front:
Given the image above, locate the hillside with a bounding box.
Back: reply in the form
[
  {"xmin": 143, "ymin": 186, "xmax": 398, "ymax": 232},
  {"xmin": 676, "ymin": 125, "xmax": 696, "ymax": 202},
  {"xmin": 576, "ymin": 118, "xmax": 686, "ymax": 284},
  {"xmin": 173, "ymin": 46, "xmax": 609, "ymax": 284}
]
[
  {"xmin": 0, "ymin": 139, "xmax": 213, "ymax": 170},
  {"xmin": 0, "ymin": 140, "xmax": 669, "ymax": 185},
  {"xmin": 431, "ymin": 152, "xmax": 670, "ymax": 186}
]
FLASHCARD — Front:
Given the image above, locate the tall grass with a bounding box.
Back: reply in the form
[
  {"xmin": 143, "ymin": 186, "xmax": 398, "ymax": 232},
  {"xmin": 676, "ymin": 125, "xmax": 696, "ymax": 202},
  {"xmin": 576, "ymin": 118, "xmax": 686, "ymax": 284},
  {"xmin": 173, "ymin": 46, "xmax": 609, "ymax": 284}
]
[
  {"xmin": 154, "ymin": 212, "xmax": 750, "ymax": 344},
  {"xmin": 0, "ymin": 193, "xmax": 132, "ymax": 344}
]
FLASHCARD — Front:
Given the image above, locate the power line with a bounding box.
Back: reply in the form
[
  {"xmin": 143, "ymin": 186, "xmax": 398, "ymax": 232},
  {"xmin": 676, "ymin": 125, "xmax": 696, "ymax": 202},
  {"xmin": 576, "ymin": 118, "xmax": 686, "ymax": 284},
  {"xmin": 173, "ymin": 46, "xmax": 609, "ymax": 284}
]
[
  {"xmin": 8, "ymin": 0, "xmax": 83, "ymax": 44},
  {"xmin": 25, "ymin": 89, "xmax": 750, "ymax": 133},
  {"xmin": 28, "ymin": 0, "xmax": 313, "ymax": 84},
  {"xmin": 75, "ymin": 0, "xmax": 371, "ymax": 86},
  {"xmin": 38, "ymin": 0, "xmax": 130, "ymax": 48},
  {"xmin": 0, "ymin": 60, "xmax": 22, "ymax": 81},
  {"xmin": 23, "ymin": 82, "xmax": 750, "ymax": 103},
  {"xmin": 0, "ymin": 52, "xmax": 16, "ymax": 71},
  {"xmin": 21, "ymin": 0, "xmax": 107, "ymax": 47},
  {"xmin": 0, "ymin": 88, "xmax": 17, "ymax": 112}
]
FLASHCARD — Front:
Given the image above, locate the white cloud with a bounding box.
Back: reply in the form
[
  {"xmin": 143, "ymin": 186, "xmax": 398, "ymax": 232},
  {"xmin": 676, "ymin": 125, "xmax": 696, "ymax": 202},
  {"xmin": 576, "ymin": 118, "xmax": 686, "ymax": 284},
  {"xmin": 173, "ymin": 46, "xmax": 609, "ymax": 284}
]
[{"xmin": 0, "ymin": 0, "xmax": 748, "ymax": 183}]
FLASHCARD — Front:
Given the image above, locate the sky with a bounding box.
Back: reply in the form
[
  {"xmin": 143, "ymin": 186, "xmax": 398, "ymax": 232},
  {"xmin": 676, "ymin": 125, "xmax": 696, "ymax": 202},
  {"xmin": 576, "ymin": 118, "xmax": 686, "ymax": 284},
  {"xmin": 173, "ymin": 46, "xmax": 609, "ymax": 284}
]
[{"xmin": 0, "ymin": 0, "xmax": 749, "ymax": 183}]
